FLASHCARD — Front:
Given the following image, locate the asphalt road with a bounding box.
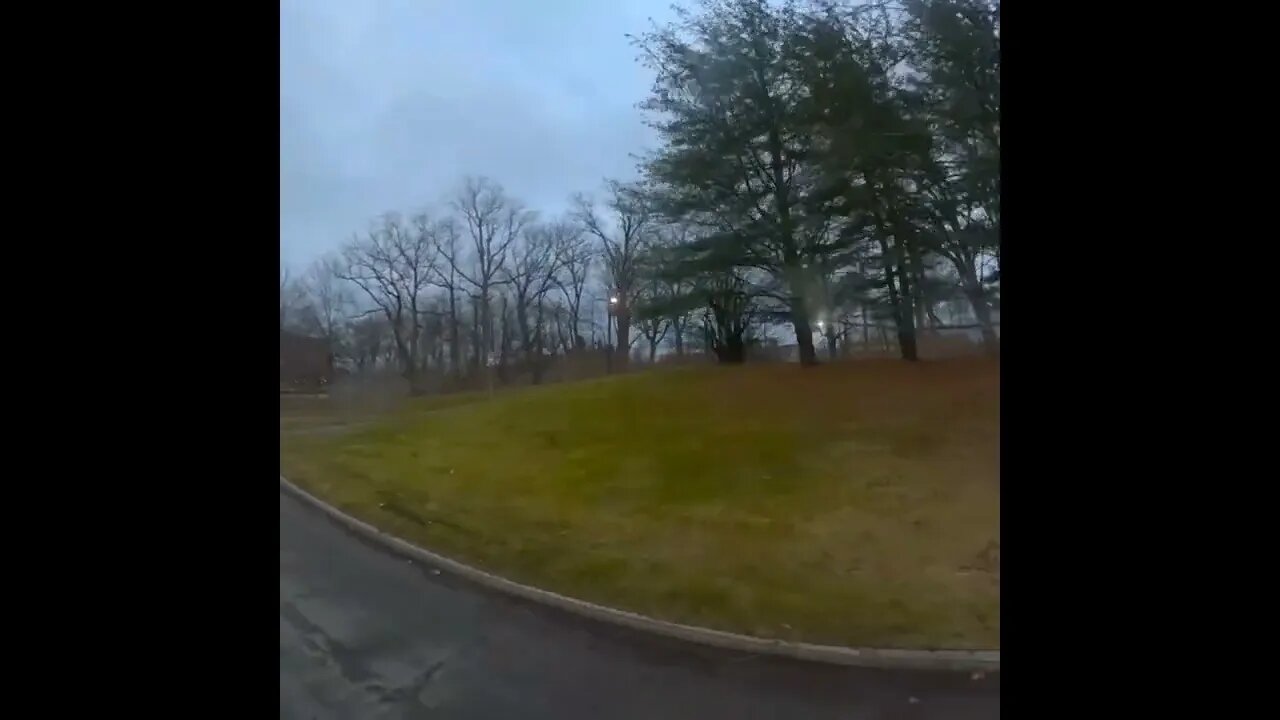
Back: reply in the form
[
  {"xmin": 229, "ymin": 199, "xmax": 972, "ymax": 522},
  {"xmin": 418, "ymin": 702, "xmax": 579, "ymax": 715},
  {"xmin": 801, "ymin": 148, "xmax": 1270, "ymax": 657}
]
[{"xmin": 280, "ymin": 490, "xmax": 1000, "ymax": 719}]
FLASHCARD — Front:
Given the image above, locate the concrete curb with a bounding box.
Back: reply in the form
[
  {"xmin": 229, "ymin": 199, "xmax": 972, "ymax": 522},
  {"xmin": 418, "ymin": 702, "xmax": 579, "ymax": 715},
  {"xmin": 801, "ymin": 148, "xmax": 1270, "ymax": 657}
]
[{"xmin": 280, "ymin": 475, "xmax": 1000, "ymax": 673}]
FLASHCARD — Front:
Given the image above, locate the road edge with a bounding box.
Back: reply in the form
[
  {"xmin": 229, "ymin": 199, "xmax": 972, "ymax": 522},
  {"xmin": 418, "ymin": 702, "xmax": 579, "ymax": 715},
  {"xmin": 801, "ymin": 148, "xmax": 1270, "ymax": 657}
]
[{"xmin": 280, "ymin": 475, "xmax": 1000, "ymax": 672}]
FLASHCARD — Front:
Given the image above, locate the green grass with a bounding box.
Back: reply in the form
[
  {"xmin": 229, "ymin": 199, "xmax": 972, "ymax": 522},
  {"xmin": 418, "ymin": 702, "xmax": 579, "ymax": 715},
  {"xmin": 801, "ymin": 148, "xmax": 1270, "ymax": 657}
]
[
  {"xmin": 280, "ymin": 391, "xmax": 487, "ymax": 432},
  {"xmin": 280, "ymin": 358, "xmax": 1000, "ymax": 649}
]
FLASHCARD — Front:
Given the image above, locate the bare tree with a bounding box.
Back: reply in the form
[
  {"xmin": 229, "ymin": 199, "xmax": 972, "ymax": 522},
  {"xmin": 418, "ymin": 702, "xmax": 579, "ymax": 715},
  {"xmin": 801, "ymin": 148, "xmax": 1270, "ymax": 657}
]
[
  {"xmin": 466, "ymin": 292, "xmax": 483, "ymax": 371},
  {"xmin": 507, "ymin": 224, "xmax": 564, "ymax": 384},
  {"xmin": 574, "ymin": 180, "xmax": 652, "ymax": 365},
  {"xmin": 280, "ymin": 267, "xmax": 291, "ymax": 328},
  {"xmin": 547, "ymin": 302, "xmax": 574, "ymax": 357},
  {"xmin": 496, "ymin": 290, "xmax": 514, "ymax": 383},
  {"xmin": 414, "ymin": 294, "xmax": 448, "ymax": 376},
  {"xmin": 303, "ymin": 253, "xmax": 352, "ymax": 356},
  {"xmin": 279, "ymin": 267, "xmax": 309, "ymax": 331},
  {"xmin": 429, "ymin": 217, "xmax": 467, "ymax": 377},
  {"xmin": 349, "ymin": 315, "xmax": 391, "ymax": 372},
  {"xmin": 451, "ymin": 177, "xmax": 531, "ymax": 377},
  {"xmin": 336, "ymin": 212, "xmax": 438, "ymax": 395},
  {"xmin": 634, "ymin": 251, "xmax": 673, "ymax": 363},
  {"xmin": 551, "ymin": 220, "xmax": 593, "ymax": 353},
  {"xmin": 636, "ymin": 293, "xmax": 672, "ymax": 363},
  {"xmin": 655, "ymin": 224, "xmax": 696, "ymax": 356}
]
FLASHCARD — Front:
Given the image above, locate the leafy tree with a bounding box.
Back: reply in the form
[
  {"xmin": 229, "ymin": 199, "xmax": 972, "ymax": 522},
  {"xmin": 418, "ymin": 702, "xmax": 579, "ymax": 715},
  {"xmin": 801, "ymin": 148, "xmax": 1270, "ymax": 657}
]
[
  {"xmin": 634, "ymin": 0, "xmax": 1000, "ymax": 362},
  {"xmin": 903, "ymin": 0, "xmax": 1000, "ymax": 347},
  {"xmin": 634, "ymin": 0, "xmax": 832, "ymax": 365}
]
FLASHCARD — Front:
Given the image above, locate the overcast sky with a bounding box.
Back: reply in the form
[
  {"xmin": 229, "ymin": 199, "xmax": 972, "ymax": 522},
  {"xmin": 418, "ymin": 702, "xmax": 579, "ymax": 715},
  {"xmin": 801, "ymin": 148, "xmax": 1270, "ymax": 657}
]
[{"xmin": 280, "ymin": 0, "xmax": 677, "ymax": 270}]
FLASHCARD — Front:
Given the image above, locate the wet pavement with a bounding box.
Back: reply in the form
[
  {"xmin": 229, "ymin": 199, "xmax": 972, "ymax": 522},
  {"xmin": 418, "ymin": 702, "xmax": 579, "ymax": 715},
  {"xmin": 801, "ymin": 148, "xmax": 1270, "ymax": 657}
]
[{"xmin": 280, "ymin": 490, "xmax": 1000, "ymax": 719}]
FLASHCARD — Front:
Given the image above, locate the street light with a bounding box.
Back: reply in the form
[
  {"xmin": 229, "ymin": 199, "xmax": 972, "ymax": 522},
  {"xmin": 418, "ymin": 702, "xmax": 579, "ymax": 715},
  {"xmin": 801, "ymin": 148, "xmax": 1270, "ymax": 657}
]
[{"xmin": 593, "ymin": 294, "xmax": 619, "ymax": 373}]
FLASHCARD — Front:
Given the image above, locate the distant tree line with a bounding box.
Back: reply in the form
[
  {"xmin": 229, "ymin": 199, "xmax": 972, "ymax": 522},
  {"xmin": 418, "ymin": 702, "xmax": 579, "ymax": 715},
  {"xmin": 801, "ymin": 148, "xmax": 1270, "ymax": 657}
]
[
  {"xmin": 279, "ymin": 175, "xmax": 702, "ymax": 394},
  {"xmin": 279, "ymin": 0, "xmax": 999, "ymax": 393}
]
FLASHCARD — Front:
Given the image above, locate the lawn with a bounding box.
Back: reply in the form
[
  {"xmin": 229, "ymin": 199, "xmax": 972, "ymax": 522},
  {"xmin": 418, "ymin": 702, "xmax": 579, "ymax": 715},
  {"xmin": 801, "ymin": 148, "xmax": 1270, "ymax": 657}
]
[
  {"xmin": 280, "ymin": 391, "xmax": 485, "ymax": 432},
  {"xmin": 280, "ymin": 357, "xmax": 999, "ymax": 650}
]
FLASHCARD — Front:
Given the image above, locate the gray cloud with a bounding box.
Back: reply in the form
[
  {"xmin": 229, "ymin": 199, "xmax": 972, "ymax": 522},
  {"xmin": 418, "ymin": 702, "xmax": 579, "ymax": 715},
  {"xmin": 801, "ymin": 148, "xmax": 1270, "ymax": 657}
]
[{"xmin": 280, "ymin": 0, "xmax": 673, "ymax": 269}]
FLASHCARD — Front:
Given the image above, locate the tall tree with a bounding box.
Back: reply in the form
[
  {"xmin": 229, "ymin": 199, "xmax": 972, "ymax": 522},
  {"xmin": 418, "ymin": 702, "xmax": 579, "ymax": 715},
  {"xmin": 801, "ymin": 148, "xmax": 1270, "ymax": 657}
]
[
  {"xmin": 451, "ymin": 176, "xmax": 531, "ymax": 372},
  {"xmin": 348, "ymin": 314, "xmax": 391, "ymax": 372},
  {"xmin": 302, "ymin": 252, "xmax": 352, "ymax": 356},
  {"xmin": 574, "ymin": 181, "xmax": 652, "ymax": 365},
  {"xmin": 279, "ymin": 267, "xmax": 311, "ymax": 332},
  {"xmin": 788, "ymin": 2, "xmax": 938, "ymax": 360},
  {"xmin": 506, "ymin": 223, "xmax": 563, "ymax": 383},
  {"xmin": 635, "ymin": 233, "xmax": 764, "ymax": 365},
  {"xmin": 903, "ymin": 0, "xmax": 1000, "ymax": 348},
  {"xmin": 552, "ymin": 220, "xmax": 593, "ymax": 353},
  {"xmin": 336, "ymin": 212, "xmax": 438, "ymax": 394},
  {"xmin": 634, "ymin": 263, "xmax": 673, "ymax": 363},
  {"xmin": 634, "ymin": 0, "xmax": 834, "ymax": 365},
  {"xmin": 430, "ymin": 216, "xmax": 467, "ymax": 376}
]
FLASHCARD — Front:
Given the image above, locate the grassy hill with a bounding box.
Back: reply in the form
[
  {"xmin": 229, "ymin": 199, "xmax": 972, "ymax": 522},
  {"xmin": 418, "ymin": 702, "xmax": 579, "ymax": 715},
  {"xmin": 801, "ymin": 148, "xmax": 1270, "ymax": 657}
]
[{"xmin": 280, "ymin": 357, "xmax": 999, "ymax": 649}]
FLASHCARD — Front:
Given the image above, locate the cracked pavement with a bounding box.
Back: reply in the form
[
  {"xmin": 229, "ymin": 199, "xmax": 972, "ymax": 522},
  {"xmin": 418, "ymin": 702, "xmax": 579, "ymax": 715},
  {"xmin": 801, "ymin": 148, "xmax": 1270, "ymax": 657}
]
[{"xmin": 280, "ymin": 490, "xmax": 1000, "ymax": 719}]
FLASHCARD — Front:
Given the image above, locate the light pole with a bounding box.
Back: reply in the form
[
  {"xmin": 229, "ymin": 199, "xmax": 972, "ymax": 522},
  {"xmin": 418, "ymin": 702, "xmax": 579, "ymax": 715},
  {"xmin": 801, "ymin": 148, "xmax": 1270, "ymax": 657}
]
[
  {"xmin": 593, "ymin": 294, "xmax": 620, "ymax": 373},
  {"xmin": 608, "ymin": 294, "xmax": 618, "ymax": 348}
]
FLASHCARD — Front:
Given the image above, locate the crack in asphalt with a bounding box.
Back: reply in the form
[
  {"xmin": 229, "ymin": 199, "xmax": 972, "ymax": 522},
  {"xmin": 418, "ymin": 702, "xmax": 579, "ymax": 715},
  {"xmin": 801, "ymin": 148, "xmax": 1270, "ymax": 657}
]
[
  {"xmin": 281, "ymin": 601, "xmax": 378, "ymax": 686},
  {"xmin": 280, "ymin": 489, "xmax": 1000, "ymax": 719}
]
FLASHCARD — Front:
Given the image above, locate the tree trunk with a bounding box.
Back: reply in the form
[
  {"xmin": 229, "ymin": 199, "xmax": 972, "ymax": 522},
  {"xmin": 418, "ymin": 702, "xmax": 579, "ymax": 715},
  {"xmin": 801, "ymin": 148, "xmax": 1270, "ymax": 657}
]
[
  {"xmin": 894, "ymin": 275, "xmax": 919, "ymax": 362},
  {"xmin": 825, "ymin": 324, "xmax": 839, "ymax": 361},
  {"xmin": 569, "ymin": 303, "xmax": 585, "ymax": 353},
  {"xmin": 614, "ymin": 309, "xmax": 631, "ymax": 368},
  {"xmin": 882, "ymin": 259, "xmax": 918, "ymax": 362},
  {"xmin": 958, "ymin": 264, "xmax": 999, "ymax": 352},
  {"xmin": 713, "ymin": 333, "xmax": 746, "ymax": 364},
  {"xmin": 557, "ymin": 315, "xmax": 569, "ymax": 356},
  {"xmin": 516, "ymin": 298, "xmax": 532, "ymax": 380},
  {"xmin": 400, "ymin": 350, "xmax": 425, "ymax": 396},
  {"xmin": 478, "ymin": 283, "xmax": 496, "ymax": 382},
  {"xmin": 856, "ymin": 261, "xmax": 870, "ymax": 354},
  {"xmin": 470, "ymin": 301, "xmax": 482, "ymax": 374},
  {"xmin": 530, "ymin": 299, "xmax": 547, "ymax": 385},
  {"xmin": 447, "ymin": 282, "xmax": 461, "ymax": 377},
  {"xmin": 790, "ymin": 297, "xmax": 818, "ymax": 366},
  {"xmin": 964, "ymin": 284, "xmax": 999, "ymax": 351},
  {"xmin": 909, "ymin": 252, "xmax": 929, "ymax": 333},
  {"xmin": 877, "ymin": 233, "xmax": 918, "ymax": 362},
  {"xmin": 497, "ymin": 297, "xmax": 511, "ymax": 384}
]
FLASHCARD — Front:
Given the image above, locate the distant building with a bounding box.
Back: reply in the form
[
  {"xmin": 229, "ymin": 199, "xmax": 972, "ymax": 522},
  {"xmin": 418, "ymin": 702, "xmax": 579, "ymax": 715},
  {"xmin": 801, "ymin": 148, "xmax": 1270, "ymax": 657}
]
[{"xmin": 280, "ymin": 330, "xmax": 333, "ymax": 391}]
